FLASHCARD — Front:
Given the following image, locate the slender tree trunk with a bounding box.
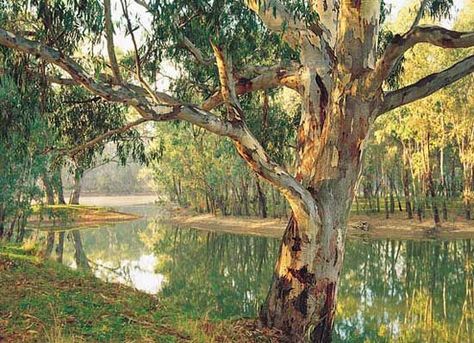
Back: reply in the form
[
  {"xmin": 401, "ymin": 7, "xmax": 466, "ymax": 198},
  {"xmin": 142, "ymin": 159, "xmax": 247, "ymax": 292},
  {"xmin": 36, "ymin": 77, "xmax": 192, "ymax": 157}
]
[
  {"xmin": 56, "ymin": 231, "xmax": 65, "ymax": 263},
  {"xmin": 69, "ymin": 169, "xmax": 82, "ymax": 205},
  {"xmin": 72, "ymin": 230, "xmax": 89, "ymax": 270},
  {"xmin": 44, "ymin": 231, "xmax": 55, "ymax": 259},
  {"xmin": 389, "ymin": 177, "xmax": 395, "ymax": 214},
  {"xmin": 427, "ymin": 170, "xmax": 440, "ymax": 226},
  {"xmin": 256, "ymin": 178, "xmax": 268, "ymax": 218},
  {"xmin": 463, "ymin": 163, "xmax": 473, "ymax": 220},
  {"xmin": 0, "ymin": 205, "xmax": 5, "ymax": 239},
  {"xmin": 42, "ymin": 174, "xmax": 55, "ymax": 205},
  {"xmin": 442, "ymin": 200, "xmax": 448, "ymax": 221},
  {"xmin": 55, "ymin": 171, "xmax": 66, "ymax": 205},
  {"xmin": 15, "ymin": 214, "xmax": 27, "ymax": 243}
]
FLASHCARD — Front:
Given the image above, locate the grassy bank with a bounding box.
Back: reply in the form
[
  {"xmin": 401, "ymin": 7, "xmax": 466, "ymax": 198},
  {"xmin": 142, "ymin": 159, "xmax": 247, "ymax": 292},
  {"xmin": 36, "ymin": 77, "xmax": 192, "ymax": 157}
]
[
  {"xmin": 0, "ymin": 244, "xmax": 280, "ymax": 342},
  {"xmin": 29, "ymin": 205, "xmax": 140, "ymax": 230}
]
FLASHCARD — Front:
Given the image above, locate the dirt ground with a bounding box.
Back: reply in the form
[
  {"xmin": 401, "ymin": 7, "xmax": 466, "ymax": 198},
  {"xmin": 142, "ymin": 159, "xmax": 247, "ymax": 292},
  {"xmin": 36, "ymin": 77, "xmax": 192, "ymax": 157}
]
[{"xmin": 163, "ymin": 207, "xmax": 474, "ymax": 240}]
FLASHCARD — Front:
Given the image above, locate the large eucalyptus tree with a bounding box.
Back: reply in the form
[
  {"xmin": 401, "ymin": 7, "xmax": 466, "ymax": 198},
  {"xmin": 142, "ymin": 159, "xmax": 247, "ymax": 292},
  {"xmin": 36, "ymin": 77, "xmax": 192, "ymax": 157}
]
[{"xmin": 1, "ymin": 0, "xmax": 473, "ymax": 341}]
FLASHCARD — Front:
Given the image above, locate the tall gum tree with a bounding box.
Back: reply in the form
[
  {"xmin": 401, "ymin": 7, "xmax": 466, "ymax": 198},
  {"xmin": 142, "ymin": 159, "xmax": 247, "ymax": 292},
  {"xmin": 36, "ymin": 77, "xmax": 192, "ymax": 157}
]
[{"xmin": 1, "ymin": 0, "xmax": 473, "ymax": 341}]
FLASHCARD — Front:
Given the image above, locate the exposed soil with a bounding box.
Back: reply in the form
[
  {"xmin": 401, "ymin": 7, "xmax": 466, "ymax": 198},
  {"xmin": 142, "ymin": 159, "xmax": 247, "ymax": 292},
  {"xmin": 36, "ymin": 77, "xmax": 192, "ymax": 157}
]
[{"xmin": 163, "ymin": 207, "xmax": 474, "ymax": 240}]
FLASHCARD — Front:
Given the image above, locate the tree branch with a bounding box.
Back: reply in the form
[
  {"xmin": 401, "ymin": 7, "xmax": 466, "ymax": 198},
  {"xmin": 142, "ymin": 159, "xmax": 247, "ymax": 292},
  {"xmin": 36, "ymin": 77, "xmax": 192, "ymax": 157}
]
[
  {"xmin": 0, "ymin": 28, "xmax": 177, "ymax": 119},
  {"xmin": 0, "ymin": 26, "xmax": 316, "ymax": 219},
  {"xmin": 211, "ymin": 43, "xmax": 317, "ymax": 224},
  {"xmin": 67, "ymin": 117, "xmax": 149, "ymax": 157},
  {"xmin": 104, "ymin": 0, "xmax": 122, "ymax": 84},
  {"xmin": 244, "ymin": 0, "xmax": 326, "ymax": 51},
  {"xmin": 202, "ymin": 66, "xmax": 300, "ymax": 111},
  {"xmin": 369, "ymin": 26, "xmax": 474, "ymax": 91},
  {"xmin": 378, "ymin": 54, "xmax": 474, "ymax": 115},
  {"xmin": 410, "ymin": 0, "xmax": 429, "ymax": 30},
  {"xmin": 180, "ymin": 36, "xmax": 215, "ymax": 66}
]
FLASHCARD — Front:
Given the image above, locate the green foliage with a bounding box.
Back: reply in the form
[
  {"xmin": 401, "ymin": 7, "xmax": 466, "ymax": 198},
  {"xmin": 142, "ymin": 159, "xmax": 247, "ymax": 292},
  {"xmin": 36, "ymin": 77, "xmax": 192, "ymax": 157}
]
[
  {"xmin": 50, "ymin": 86, "xmax": 146, "ymax": 174},
  {"xmin": 0, "ymin": 75, "xmax": 49, "ymax": 232},
  {"xmin": 146, "ymin": 90, "xmax": 297, "ymax": 216}
]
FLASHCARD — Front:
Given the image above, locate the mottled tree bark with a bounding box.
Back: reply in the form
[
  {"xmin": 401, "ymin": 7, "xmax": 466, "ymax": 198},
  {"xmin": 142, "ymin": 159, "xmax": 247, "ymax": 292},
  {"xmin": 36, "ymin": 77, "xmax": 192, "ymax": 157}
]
[{"xmin": 1, "ymin": 1, "xmax": 473, "ymax": 340}]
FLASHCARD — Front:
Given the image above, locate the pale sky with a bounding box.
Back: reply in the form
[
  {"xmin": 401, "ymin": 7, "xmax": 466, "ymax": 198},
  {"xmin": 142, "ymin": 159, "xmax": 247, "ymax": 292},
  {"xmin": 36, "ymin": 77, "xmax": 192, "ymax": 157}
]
[
  {"xmin": 110, "ymin": 0, "xmax": 469, "ymax": 52},
  {"xmin": 102, "ymin": 0, "xmax": 469, "ymax": 92}
]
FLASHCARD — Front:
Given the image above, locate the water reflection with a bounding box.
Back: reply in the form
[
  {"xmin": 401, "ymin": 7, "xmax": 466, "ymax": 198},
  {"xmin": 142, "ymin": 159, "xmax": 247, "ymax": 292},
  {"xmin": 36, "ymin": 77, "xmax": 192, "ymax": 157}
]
[{"xmin": 61, "ymin": 205, "xmax": 473, "ymax": 342}]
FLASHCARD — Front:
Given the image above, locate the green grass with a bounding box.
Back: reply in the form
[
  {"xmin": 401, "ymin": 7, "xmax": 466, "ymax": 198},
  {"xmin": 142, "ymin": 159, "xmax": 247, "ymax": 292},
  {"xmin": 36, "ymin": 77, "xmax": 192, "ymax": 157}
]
[{"xmin": 0, "ymin": 244, "xmax": 278, "ymax": 342}]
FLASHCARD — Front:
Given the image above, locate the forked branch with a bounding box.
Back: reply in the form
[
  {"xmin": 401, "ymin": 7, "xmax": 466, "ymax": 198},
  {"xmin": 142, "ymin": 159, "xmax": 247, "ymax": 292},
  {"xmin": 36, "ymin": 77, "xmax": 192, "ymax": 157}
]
[
  {"xmin": 67, "ymin": 117, "xmax": 149, "ymax": 156},
  {"xmin": 370, "ymin": 26, "xmax": 474, "ymax": 90},
  {"xmin": 104, "ymin": 0, "xmax": 122, "ymax": 84},
  {"xmin": 378, "ymin": 54, "xmax": 474, "ymax": 115},
  {"xmin": 212, "ymin": 44, "xmax": 318, "ymax": 224}
]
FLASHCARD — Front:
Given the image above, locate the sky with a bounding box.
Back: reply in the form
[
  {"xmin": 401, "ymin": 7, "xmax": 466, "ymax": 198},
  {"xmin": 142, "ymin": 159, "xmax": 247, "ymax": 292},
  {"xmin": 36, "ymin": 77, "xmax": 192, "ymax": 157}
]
[
  {"xmin": 103, "ymin": 0, "xmax": 470, "ymax": 92},
  {"xmin": 110, "ymin": 0, "xmax": 469, "ymax": 52}
]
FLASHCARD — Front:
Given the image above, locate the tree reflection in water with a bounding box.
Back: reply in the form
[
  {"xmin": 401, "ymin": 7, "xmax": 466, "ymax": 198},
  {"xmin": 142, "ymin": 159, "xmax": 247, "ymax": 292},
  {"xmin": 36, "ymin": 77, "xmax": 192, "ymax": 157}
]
[{"xmin": 62, "ymin": 215, "xmax": 473, "ymax": 342}]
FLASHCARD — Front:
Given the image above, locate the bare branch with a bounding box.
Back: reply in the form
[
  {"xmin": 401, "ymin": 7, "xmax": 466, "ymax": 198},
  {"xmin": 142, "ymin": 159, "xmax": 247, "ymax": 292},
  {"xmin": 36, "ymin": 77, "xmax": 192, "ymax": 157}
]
[
  {"xmin": 211, "ymin": 43, "xmax": 244, "ymax": 121},
  {"xmin": 410, "ymin": 0, "xmax": 429, "ymax": 30},
  {"xmin": 0, "ymin": 28, "xmax": 160, "ymax": 115},
  {"xmin": 181, "ymin": 36, "xmax": 215, "ymax": 66},
  {"xmin": 377, "ymin": 54, "xmax": 474, "ymax": 115},
  {"xmin": 369, "ymin": 26, "xmax": 474, "ymax": 91},
  {"xmin": 67, "ymin": 117, "xmax": 149, "ymax": 157},
  {"xmin": 133, "ymin": 0, "xmax": 151, "ymax": 11},
  {"xmin": 104, "ymin": 0, "xmax": 122, "ymax": 84},
  {"xmin": 202, "ymin": 66, "xmax": 301, "ymax": 111}
]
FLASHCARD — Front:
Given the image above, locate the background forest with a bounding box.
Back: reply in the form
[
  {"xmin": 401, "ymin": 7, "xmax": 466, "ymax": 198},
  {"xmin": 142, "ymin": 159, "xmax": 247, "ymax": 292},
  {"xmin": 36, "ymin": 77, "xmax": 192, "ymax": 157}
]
[{"xmin": 1, "ymin": 1, "xmax": 473, "ymax": 241}]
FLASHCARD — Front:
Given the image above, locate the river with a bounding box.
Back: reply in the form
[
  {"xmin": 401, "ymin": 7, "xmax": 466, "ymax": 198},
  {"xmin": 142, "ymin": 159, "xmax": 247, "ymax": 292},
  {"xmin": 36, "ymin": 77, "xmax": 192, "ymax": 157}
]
[{"xmin": 59, "ymin": 200, "xmax": 472, "ymax": 342}]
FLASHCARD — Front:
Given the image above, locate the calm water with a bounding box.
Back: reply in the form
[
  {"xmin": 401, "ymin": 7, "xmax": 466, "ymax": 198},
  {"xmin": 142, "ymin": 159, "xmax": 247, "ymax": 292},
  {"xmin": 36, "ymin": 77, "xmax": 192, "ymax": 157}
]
[{"xmin": 61, "ymin": 204, "xmax": 473, "ymax": 342}]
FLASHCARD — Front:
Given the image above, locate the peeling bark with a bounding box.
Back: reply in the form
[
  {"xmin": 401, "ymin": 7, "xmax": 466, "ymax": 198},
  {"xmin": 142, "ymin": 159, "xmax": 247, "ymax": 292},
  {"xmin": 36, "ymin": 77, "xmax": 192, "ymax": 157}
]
[{"xmin": 1, "ymin": 2, "xmax": 473, "ymax": 340}]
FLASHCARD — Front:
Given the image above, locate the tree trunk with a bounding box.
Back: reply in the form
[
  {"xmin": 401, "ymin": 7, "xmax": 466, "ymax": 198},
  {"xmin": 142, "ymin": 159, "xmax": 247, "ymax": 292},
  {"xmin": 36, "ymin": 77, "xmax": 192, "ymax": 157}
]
[
  {"xmin": 15, "ymin": 214, "xmax": 27, "ymax": 243},
  {"xmin": 42, "ymin": 174, "xmax": 55, "ymax": 205},
  {"xmin": 55, "ymin": 171, "xmax": 67, "ymax": 205},
  {"xmin": 44, "ymin": 231, "xmax": 55, "ymax": 259},
  {"xmin": 56, "ymin": 231, "xmax": 65, "ymax": 263},
  {"xmin": 427, "ymin": 170, "xmax": 440, "ymax": 226},
  {"xmin": 389, "ymin": 180, "xmax": 395, "ymax": 214},
  {"xmin": 72, "ymin": 230, "xmax": 89, "ymax": 270},
  {"xmin": 256, "ymin": 178, "xmax": 268, "ymax": 218},
  {"xmin": 0, "ymin": 205, "xmax": 5, "ymax": 239},
  {"xmin": 69, "ymin": 169, "xmax": 82, "ymax": 205},
  {"xmin": 260, "ymin": 60, "xmax": 370, "ymax": 341},
  {"xmin": 463, "ymin": 163, "xmax": 473, "ymax": 220}
]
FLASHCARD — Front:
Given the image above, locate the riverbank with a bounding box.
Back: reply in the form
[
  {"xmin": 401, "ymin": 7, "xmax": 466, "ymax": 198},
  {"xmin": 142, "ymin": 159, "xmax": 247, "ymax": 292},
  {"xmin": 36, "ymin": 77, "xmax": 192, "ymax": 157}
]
[
  {"xmin": 28, "ymin": 205, "xmax": 140, "ymax": 230},
  {"xmin": 0, "ymin": 244, "xmax": 282, "ymax": 342},
  {"xmin": 163, "ymin": 207, "xmax": 474, "ymax": 240}
]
